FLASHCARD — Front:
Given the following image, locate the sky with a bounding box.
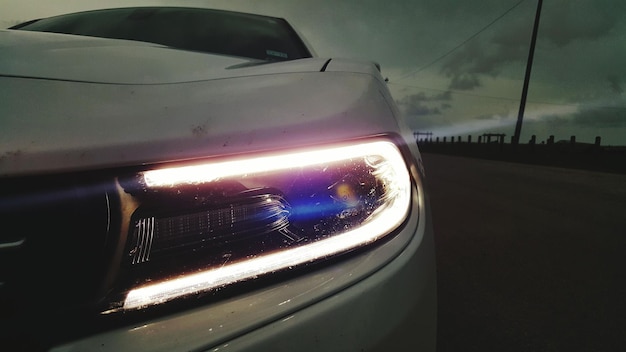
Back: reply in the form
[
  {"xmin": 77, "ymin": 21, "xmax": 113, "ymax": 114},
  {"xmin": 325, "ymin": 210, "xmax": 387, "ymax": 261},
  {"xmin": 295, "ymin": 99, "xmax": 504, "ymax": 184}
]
[{"xmin": 2, "ymin": 0, "xmax": 625, "ymax": 145}]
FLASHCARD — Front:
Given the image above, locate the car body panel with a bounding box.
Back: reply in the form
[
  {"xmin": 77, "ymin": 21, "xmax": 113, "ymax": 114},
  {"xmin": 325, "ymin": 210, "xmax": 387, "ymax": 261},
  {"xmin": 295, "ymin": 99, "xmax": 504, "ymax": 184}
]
[
  {"xmin": 0, "ymin": 29, "xmax": 326, "ymax": 85},
  {"xmin": 1, "ymin": 31, "xmax": 400, "ymax": 177}
]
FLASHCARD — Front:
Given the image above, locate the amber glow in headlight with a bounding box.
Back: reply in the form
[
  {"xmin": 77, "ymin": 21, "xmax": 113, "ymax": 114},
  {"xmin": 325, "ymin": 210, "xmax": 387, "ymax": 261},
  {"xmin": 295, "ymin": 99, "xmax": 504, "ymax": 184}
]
[{"xmin": 120, "ymin": 140, "xmax": 411, "ymax": 310}]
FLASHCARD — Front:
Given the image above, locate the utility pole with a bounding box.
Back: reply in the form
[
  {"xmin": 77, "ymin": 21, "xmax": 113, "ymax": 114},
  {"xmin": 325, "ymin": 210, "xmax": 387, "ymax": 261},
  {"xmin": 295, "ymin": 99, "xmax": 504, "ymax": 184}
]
[{"xmin": 513, "ymin": 0, "xmax": 543, "ymax": 146}]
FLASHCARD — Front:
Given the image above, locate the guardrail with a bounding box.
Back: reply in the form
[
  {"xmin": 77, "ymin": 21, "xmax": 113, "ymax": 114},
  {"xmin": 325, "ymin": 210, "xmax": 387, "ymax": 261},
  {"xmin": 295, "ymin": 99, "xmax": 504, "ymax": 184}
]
[{"xmin": 414, "ymin": 133, "xmax": 626, "ymax": 174}]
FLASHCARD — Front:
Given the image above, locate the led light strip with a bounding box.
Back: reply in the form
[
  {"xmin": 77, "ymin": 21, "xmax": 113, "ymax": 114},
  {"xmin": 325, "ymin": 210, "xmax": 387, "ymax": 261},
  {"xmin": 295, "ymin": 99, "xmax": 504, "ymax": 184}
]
[
  {"xmin": 123, "ymin": 141, "xmax": 411, "ymax": 310},
  {"xmin": 143, "ymin": 141, "xmax": 401, "ymax": 187}
]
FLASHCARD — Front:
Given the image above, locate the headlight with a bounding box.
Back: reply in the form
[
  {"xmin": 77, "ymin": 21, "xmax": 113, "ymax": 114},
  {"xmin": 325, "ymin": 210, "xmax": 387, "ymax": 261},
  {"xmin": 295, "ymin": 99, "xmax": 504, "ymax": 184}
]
[{"xmin": 114, "ymin": 139, "xmax": 412, "ymax": 310}]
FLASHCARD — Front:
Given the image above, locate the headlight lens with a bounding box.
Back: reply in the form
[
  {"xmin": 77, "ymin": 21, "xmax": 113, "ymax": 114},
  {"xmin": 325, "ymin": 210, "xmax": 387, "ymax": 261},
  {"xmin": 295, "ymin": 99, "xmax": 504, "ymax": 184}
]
[{"xmin": 117, "ymin": 139, "xmax": 411, "ymax": 310}]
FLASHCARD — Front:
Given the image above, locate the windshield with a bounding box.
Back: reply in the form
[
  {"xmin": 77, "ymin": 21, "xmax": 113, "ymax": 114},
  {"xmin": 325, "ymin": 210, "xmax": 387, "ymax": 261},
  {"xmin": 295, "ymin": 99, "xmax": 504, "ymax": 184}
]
[{"xmin": 11, "ymin": 7, "xmax": 312, "ymax": 62}]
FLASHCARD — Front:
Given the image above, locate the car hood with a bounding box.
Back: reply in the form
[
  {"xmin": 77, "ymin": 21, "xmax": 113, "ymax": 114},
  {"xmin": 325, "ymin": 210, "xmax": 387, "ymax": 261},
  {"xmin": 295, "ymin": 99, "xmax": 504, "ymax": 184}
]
[
  {"xmin": 0, "ymin": 30, "xmax": 400, "ymax": 177},
  {"xmin": 0, "ymin": 29, "xmax": 328, "ymax": 84}
]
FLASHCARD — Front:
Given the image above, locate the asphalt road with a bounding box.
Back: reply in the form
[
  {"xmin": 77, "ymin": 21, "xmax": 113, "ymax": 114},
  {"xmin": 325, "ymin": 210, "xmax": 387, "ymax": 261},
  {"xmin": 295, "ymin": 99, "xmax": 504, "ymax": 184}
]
[{"xmin": 421, "ymin": 153, "xmax": 626, "ymax": 352}]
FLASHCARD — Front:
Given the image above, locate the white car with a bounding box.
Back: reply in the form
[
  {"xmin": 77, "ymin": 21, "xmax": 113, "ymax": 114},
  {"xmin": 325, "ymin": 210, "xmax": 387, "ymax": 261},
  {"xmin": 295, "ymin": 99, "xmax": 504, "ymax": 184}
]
[{"xmin": 0, "ymin": 6, "xmax": 437, "ymax": 351}]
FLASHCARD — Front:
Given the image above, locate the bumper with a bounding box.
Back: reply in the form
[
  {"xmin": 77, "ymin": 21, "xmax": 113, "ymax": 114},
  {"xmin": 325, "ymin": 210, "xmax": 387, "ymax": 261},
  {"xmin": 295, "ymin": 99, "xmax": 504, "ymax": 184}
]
[
  {"xmin": 52, "ymin": 184, "xmax": 437, "ymax": 352},
  {"xmin": 214, "ymin": 206, "xmax": 438, "ymax": 352}
]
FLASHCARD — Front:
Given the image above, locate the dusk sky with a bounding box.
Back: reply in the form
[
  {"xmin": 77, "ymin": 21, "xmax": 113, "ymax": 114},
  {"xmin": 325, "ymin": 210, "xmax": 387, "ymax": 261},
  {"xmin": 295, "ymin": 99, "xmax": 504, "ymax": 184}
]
[{"xmin": 3, "ymin": 0, "xmax": 625, "ymax": 145}]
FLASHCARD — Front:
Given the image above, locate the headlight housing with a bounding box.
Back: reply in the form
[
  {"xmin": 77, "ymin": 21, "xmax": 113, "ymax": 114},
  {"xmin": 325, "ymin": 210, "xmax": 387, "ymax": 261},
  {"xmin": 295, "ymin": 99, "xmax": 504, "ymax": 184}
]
[{"xmin": 112, "ymin": 139, "xmax": 412, "ymax": 310}]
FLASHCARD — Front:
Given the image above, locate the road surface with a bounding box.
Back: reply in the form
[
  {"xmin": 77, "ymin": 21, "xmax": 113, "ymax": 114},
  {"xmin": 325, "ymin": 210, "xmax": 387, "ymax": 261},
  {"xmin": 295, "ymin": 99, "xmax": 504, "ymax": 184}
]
[{"xmin": 421, "ymin": 153, "xmax": 626, "ymax": 352}]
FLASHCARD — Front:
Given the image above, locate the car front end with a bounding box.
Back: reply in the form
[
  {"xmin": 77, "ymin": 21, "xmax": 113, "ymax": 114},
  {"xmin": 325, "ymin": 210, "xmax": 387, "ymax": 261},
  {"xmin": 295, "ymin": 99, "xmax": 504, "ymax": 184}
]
[{"xmin": 0, "ymin": 8, "xmax": 436, "ymax": 351}]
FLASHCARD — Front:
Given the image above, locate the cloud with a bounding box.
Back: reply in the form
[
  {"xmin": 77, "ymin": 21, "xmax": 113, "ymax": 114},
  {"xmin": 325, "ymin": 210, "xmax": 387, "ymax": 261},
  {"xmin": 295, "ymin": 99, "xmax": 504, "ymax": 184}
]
[
  {"xmin": 428, "ymin": 117, "xmax": 516, "ymax": 138},
  {"xmin": 440, "ymin": 41, "xmax": 518, "ymax": 91},
  {"xmin": 449, "ymin": 73, "xmax": 481, "ymax": 90},
  {"xmin": 438, "ymin": 13, "xmax": 532, "ymax": 90},
  {"xmin": 397, "ymin": 91, "xmax": 452, "ymax": 116},
  {"xmin": 404, "ymin": 104, "xmax": 441, "ymax": 116},
  {"xmin": 538, "ymin": 103, "xmax": 626, "ymax": 129},
  {"xmin": 539, "ymin": 0, "xmax": 625, "ymax": 47},
  {"xmin": 569, "ymin": 107, "xmax": 626, "ymax": 128},
  {"xmin": 435, "ymin": 0, "xmax": 626, "ymax": 95},
  {"xmin": 607, "ymin": 75, "xmax": 624, "ymax": 94}
]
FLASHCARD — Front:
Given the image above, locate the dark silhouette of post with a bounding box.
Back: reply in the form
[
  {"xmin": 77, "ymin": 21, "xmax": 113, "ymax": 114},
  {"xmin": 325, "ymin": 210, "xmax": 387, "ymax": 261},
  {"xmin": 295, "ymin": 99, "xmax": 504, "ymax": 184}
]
[{"xmin": 513, "ymin": 0, "xmax": 543, "ymax": 146}]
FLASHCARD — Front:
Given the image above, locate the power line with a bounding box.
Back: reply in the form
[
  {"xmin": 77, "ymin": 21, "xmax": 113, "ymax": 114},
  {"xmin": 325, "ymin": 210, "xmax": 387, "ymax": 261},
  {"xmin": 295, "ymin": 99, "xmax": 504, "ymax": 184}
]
[{"xmin": 394, "ymin": 0, "xmax": 527, "ymax": 82}]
